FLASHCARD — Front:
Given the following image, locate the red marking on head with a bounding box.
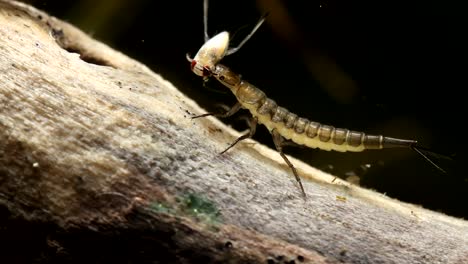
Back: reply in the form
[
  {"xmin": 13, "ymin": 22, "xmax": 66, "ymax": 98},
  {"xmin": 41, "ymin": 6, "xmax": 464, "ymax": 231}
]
[{"xmin": 191, "ymin": 60, "xmax": 197, "ymax": 70}]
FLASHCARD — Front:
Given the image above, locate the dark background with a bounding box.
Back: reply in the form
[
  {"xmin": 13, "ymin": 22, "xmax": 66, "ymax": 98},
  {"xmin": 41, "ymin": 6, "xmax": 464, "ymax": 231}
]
[{"xmin": 24, "ymin": 0, "xmax": 467, "ymax": 218}]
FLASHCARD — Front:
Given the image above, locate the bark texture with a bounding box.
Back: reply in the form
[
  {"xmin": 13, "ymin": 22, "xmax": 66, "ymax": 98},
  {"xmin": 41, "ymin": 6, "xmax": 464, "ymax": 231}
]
[{"xmin": 0, "ymin": 1, "xmax": 467, "ymax": 263}]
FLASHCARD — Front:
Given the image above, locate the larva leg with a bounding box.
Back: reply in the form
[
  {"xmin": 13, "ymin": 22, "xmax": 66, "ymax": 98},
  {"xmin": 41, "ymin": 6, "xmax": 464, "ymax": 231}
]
[
  {"xmin": 192, "ymin": 102, "xmax": 242, "ymax": 119},
  {"xmin": 220, "ymin": 117, "xmax": 257, "ymax": 154},
  {"xmin": 271, "ymin": 129, "xmax": 306, "ymax": 198}
]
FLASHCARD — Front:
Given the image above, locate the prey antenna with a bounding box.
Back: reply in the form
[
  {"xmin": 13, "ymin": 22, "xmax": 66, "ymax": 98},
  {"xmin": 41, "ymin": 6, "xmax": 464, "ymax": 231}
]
[
  {"xmin": 203, "ymin": 0, "xmax": 267, "ymax": 55},
  {"xmin": 203, "ymin": 0, "xmax": 209, "ymax": 42},
  {"xmin": 411, "ymin": 145, "xmax": 447, "ymax": 174},
  {"xmin": 226, "ymin": 13, "xmax": 268, "ymax": 56}
]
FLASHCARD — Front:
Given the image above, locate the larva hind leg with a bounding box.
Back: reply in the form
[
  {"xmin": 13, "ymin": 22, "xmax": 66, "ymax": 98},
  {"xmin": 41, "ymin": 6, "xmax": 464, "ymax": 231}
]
[{"xmin": 271, "ymin": 129, "xmax": 306, "ymax": 198}]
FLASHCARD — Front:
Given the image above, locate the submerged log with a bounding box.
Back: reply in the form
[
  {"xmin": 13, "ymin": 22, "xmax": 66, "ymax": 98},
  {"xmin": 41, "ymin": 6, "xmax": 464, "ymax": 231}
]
[{"xmin": 0, "ymin": 1, "xmax": 467, "ymax": 263}]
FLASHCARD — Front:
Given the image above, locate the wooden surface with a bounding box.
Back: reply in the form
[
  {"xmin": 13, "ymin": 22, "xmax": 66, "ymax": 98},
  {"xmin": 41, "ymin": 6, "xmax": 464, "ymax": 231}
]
[{"xmin": 1, "ymin": 0, "xmax": 467, "ymax": 263}]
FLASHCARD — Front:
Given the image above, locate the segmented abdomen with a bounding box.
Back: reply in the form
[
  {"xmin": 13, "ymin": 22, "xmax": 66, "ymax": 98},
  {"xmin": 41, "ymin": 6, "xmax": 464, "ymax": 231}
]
[
  {"xmin": 255, "ymin": 97, "xmax": 382, "ymax": 152},
  {"xmin": 213, "ymin": 63, "xmax": 415, "ymax": 152}
]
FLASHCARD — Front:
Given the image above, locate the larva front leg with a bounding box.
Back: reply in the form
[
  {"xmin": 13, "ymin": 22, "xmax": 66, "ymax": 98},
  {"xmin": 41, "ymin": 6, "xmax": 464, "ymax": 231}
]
[
  {"xmin": 191, "ymin": 102, "xmax": 242, "ymax": 119},
  {"xmin": 220, "ymin": 117, "xmax": 258, "ymax": 155}
]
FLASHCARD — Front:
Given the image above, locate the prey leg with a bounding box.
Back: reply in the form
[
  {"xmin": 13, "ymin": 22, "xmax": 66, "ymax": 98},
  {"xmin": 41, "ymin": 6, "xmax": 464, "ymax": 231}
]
[
  {"xmin": 220, "ymin": 117, "xmax": 257, "ymax": 154},
  {"xmin": 192, "ymin": 102, "xmax": 242, "ymax": 119},
  {"xmin": 271, "ymin": 129, "xmax": 306, "ymax": 198}
]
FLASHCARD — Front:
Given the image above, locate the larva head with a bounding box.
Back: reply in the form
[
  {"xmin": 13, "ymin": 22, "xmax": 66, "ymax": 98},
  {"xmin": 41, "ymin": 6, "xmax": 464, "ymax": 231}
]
[{"xmin": 186, "ymin": 31, "xmax": 230, "ymax": 77}]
